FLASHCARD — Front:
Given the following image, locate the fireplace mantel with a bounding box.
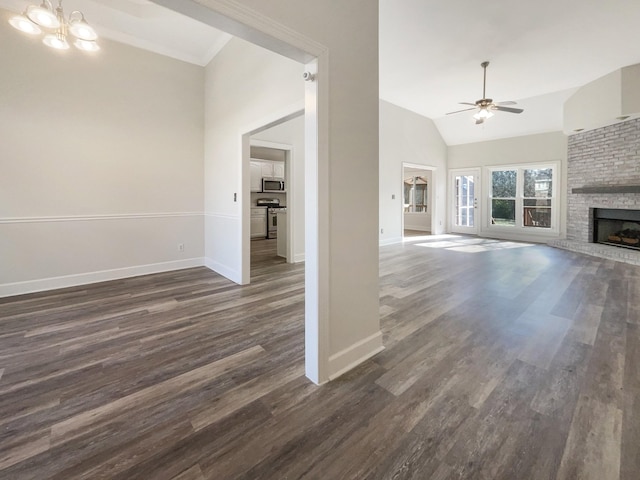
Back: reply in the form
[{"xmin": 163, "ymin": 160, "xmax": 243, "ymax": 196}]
[{"xmin": 572, "ymin": 185, "xmax": 640, "ymax": 194}]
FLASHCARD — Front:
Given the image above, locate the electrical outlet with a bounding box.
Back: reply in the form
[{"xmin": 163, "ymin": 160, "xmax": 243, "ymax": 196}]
[
  {"xmin": 233, "ymin": 193, "xmax": 237, "ymax": 202},
  {"xmin": 178, "ymin": 243, "xmax": 185, "ymax": 252},
  {"xmin": 381, "ymin": 228, "xmax": 384, "ymax": 234}
]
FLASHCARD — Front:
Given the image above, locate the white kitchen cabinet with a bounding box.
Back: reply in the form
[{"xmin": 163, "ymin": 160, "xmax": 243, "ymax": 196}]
[
  {"xmin": 251, "ymin": 159, "xmax": 285, "ymax": 182},
  {"xmin": 250, "ymin": 207, "xmax": 267, "ymax": 238},
  {"xmin": 273, "ymin": 162, "xmax": 285, "ymax": 179},
  {"xmin": 250, "ymin": 162, "xmax": 262, "ymax": 192},
  {"xmin": 260, "ymin": 162, "xmax": 274, "ymax": 178}
]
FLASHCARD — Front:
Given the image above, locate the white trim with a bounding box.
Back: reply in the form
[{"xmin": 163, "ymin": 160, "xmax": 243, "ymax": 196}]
[
  {"xmin": 293, "ymin": 253, "xmax": 306, "ymax": 263},
  {"xmin": 380, "ymin": 236, "xmax": 403, "ymax": 246},
  {"xmin": 204, "ymin": 257, "xmax": 241, "ymax": 284},
  {"xmin": 249, "ymin": 137, "xmax": 299, "ymax": 265},
  {"xmin": 327, "ymin": 331, "xmax": 384, "ymax": 381},
  {"xmin": 0, "ymin": 212, "xmax": 203, "ymax": 224},
  {"xmin": 0, "ymin": 258, "xmax": 205, "ymax": 298},
  {"xmin": 204, "ymin": 212, "xmax": 237, "ymax": 219},
  {"xmin": 240, "ymin": 102, "xmax": 306, "ymax": 285},
  {"xmin": 150, "ymin": 0, "xmax": 327, "ymax": 61},
  {"xmin": 250, "ymin": 138, "xmax": 299, "ymax": 151}
]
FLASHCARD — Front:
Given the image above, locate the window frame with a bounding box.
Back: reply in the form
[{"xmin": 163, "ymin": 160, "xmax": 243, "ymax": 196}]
[{"xmin": 485, "ymin": 162, "xmax": 560, "ymax": 235}]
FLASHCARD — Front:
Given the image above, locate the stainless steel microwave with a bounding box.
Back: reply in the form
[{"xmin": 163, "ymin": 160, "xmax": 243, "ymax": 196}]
[{"xmin": 262, "ymin": 178, "xmax": 285, "ymax": 193}]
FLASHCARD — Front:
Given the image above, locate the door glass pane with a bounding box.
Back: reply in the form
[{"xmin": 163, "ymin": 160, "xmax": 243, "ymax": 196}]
[{"xmin": 455, "ymin": 175, "xmax": 474, "ymax": 227}]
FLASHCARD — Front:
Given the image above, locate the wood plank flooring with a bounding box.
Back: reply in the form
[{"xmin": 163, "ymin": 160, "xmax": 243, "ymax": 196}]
[{"xmin": 1, "ymin": 235, "xmax": 639, "ymax": 479}]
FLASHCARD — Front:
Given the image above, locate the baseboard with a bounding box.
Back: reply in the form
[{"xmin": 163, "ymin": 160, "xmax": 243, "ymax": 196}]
[
  {"xmin": 328, "ymin": 331, "xmax": 384, "ymax": 381},
  {"xmin": 404, "ymin": 226, "xmax": 430, "ymax": 232},
  {"xmin": 0, "ymin": 258, "xmax": 205, "ymax": 298},
  {"xmin": 293, "ymin": 253, "xmax": 305, "ymax": 263},
  {"xmin": 204, "ymin": 257, "xmax": 241, "ymax": 284},
  {"xmin": 379, "ymin": 236, "xmax": 402, "ymax": 246}
]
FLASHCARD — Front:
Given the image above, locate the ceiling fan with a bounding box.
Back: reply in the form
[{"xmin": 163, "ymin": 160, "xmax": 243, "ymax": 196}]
[{"xmin": 446, "ymin": 61, "xmax": 524, "ymax": 124}]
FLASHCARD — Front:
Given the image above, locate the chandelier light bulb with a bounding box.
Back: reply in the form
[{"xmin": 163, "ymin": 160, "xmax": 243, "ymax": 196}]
[
  {"xmin": 74, "ymin": 38, "xmax": 100, "ymax": 52},
  {"xmin": 9, "ymin": 14, "xmax": 42, "ymax": 35},
  {"xmin": 27, "ymin": 3, "xmax": 60, "ymax": 29},
  {"xmin": 43, "ymin": 33, "xmax": 70, "ymax": 50},
  {"xmin": 10, "ymin": 1, "xmax": 100, "ymax": 54},
  {"xmin": 69, "ymin": 14, "xmax": 97, "ymax": 41}
]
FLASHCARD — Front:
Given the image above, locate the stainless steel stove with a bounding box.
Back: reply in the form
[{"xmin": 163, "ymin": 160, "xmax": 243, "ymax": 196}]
[{"xmin": 256, "ymin": 198, "xmax": 286, "ymax": 239}]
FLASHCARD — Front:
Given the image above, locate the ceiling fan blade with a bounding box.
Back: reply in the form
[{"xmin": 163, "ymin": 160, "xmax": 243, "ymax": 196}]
[
  {"xmin": 459, "ymin": 102, "xmax": 477, "ymax": 106},
  {"xmin": 446, "ymin": 107, "xmax": 477, "ymax": 115},
  {"xmin": 496, "ymin": 101, "xmax": 517, "ymax": 105},
  {"xmin": 494, "ymin": 105, "xmax": 524, "ymax": 114}
]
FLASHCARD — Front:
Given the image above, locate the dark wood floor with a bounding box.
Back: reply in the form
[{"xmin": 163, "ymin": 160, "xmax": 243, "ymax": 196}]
[{"xmin": 0, "ymin": 235, "xmax": 638, "ymax": 479}]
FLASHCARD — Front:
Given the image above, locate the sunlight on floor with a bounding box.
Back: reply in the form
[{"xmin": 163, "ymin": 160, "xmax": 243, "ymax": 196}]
[{"xmin": 408, "ymin": 234, "xmax": 534, "ymax": 253}]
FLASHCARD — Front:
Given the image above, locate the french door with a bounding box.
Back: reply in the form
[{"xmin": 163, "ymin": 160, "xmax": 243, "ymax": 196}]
[{"xmin": 450, "ymin": 169, "xmax": 480, "ymax": 234}]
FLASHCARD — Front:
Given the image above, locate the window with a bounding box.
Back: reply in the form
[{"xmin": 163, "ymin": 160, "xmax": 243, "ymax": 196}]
[
  {"xmin": 488, "ymin": 164, "xmax": 557, "ymax": 231},
  {"xmin": 404, "ymin": 176, "xmax": 428, "ymax": 213},
  {"xmin": 455, "ymin": 174, "xmax": 474, "ymax": 227},
  {"xmin": 523, "ymin": 168, "xmax": 553, "ymax": 228},
  {"xmin": 491, "ymin": 170, "xmax": 516, "ymax": 226}
]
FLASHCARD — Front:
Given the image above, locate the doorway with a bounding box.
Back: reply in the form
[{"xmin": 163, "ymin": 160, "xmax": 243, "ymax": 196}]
[
  {"xmin": 402, "ymin": 163, "xmax": 434, "ymax": 239},
  {"xmin": 450, "ymin": 168, "xmax": 481, "ymax": 235},
  {"xmin": 248, "ymin": 122, "xmax": 303, "ymax": 277},
  {"xmin": 150, "ymin": 1, "xmax": 329, "ymax": 384}
]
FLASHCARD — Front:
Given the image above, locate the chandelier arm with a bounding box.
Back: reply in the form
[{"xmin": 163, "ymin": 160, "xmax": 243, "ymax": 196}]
[{"xmin": 69, "ymin": 10, "xmax": 85, "ymax": 23}]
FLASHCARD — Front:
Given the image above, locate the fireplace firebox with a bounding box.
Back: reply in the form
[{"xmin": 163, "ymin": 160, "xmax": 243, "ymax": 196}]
[{"xmin": 592, "ymin": 208, "xmax": 640, "ymax": 250}]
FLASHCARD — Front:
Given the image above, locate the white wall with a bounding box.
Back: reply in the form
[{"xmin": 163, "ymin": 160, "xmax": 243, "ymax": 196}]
[
  {"xmin": 199, "ymin": 0, "xmax": 381, "ymax": 382},
  {"xmin": 448, "ymin": 131, "xmax": 568, "ymax": 241},
  {"xmin": 252, "ymin": 115, "xmax": 305, "ymax": 262},
  {"xmin": 564, "ymin": 63, "xmax": 640, "ymax": 134},
  {"xmin": 0, "ymin": 10, "xmax": 205, "ymax": 296},
  {"xmin": 380, "ymin": 101, "xmax": 448, "ymax": 244},
  {"xmin": 203, "ymin": 37, "xmax": 303, "ymax": 281}
]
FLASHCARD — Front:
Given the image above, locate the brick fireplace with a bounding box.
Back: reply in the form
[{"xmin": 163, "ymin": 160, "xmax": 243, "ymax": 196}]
[{"xmin": 552, "ymin": 117, "xmax": 640, "ymax": 265}]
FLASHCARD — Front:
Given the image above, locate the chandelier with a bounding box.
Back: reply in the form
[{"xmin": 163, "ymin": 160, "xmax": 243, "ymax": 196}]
[{"xmin": 9, "ymin": 1, "xmax": 99, "ymax": 52}]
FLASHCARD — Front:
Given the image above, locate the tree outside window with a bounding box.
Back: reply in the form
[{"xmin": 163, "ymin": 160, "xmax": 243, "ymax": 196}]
[{"xmin": 491, "ymin": 170, "xmax": 516, "ymax": 225}]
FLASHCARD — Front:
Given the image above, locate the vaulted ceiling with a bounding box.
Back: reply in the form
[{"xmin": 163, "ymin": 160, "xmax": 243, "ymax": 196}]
[
  {"xmin": 379, "ymin": 0, "xmax": 640, "ymax": 145},
  {"xmin": 3, "ymin": 0, "xmax": 640, "ymax": 146}
]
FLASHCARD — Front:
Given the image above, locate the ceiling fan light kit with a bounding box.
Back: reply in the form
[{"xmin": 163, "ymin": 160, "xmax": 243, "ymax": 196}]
[
  {"xmin": 9, "ymin": 0, "xmax": 100, "ymax": 52},
  {"xmin": 446, "ymin": 61, "xmax": 524, "ymax": 124}
]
